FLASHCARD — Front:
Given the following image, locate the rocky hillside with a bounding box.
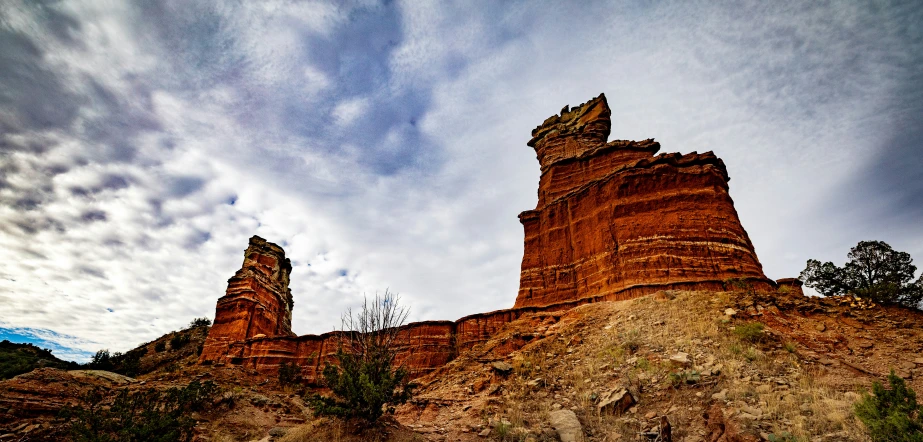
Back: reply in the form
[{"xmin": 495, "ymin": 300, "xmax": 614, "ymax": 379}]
[
  {"xmin": 2, "ymin": 288, "xmax": 922, "ymax": 441},
  {"xmin": 391, "ymin": 289, "xmax": 923, "ymax": 441}
]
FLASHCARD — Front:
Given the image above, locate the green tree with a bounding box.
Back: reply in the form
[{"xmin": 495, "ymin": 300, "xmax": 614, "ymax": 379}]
[
  {"xmin": 308, "ymin": 291, "xmax": 415, "ymax": 424},
  {"xmin": 88, "ymin": 349, "xmax": 113, "ymax": 371},
  {"xmin": 188, "ymin": 317, "xmax": 211, "ymax": 328},
  {"xmin": 801, "ymin": 241, "xmax": 923, "ymax": 309},
  {"xmin": 854, "ymin": 371, "xmax": 923, "ymax": 441}
]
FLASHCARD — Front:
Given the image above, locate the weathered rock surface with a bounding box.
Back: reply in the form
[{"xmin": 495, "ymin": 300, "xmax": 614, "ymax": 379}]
[
  {"xmin": 200, "ymin": 236, "xmax": 295, "ymax": 364},
  {"xmin": 515, "ymin": 94, "xmax": 775, "ymax": 309},
  {"xmin": 548, "ymin": 409, "xmax": 584, "ymax": 442},
  {"xmin": 198, "ymin": 95, "xmax": 800, "ymax": 383}
]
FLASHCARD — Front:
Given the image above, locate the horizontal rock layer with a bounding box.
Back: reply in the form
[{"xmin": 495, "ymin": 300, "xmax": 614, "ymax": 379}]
[
  {"xmin": 515, "ymin": 93, "xmax": 774, "ymax": 308},
  {"xmin": 200, "ymin": 236, "xmax": 295, "ymax": 363},
  {"xmin": 199, "ymin": 94, "xmax": 793, "ymax": 382}
]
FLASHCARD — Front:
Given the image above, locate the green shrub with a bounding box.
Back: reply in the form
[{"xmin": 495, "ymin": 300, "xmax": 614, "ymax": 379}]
[
  {"xmin": 733, "ymin": 322, "xmax": 765, "ymax": 343},
  {"xmin": 307, "ymin": 291, "xmax": 415, "ymax": 424},
  {"xmin": 60, "ymin": 380, "xmax": 217, "ymax": 442},
  {"xmin": 188, "ymin": 317, "xmax": 211, "ymax": 328},
  {"xmin": 854, "ymin": 371, "xmax": 923, "ymax": 441},
  {"xmin": 669, "ymin": 370, "xmax": 700, "ymax": 388},
  {"xmin": 169, "ymin": 333, "xmax": 190, "ymax": 350},
  {"xmin": 278, "ymin": 361, "xmax": 300, "ymax": 387},
  {"xmin": 154, "ymin": 341, "xmax": 166, "ymax": 353}
]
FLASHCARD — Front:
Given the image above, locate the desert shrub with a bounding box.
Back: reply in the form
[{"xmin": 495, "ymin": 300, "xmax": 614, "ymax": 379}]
[
  {"xmin": 733, "ymin": 322, "xmax": 765, "ymax": 343},
  {"xmin": 668, "ymin": 370, "xmax": 700, "ymax": 388},
  {"xmin": 61, "ymin": 380, "xmax": 217, "ymax": 442},
  {"xmin": 308, "ymin": 291, "xmax": 415, "ymax": 424},
  {"xmin": 854, "ymin": 371, "xmax": 923, "ymax": 441},
  {"xmin": 188, "ymin": 317, "xmax": 211, "ymax": 328},
  {"xmin": 110, "ymin": 350, "xmax": 142, "ymax": 377},
  {"xmin": 169, "ymin": 333, "xmax": 190, "ymax": 350},
  {"xmin": 278, "ymin": 361, "xmax": 300, "ymax": 387},
  {"xmin": 767, "ymin": 432, "xmax": 797, "ymax": 442},
  {"xmin": 154, "ymin": 341, "xmax": 166, "ymax": 353},
  {"xmin": 88, "ymin": 350, "xmax": 114, "ymax": 371},
  {"xmin": 619, "ymin": 329, "xmax": 641, "ymax": 354}
]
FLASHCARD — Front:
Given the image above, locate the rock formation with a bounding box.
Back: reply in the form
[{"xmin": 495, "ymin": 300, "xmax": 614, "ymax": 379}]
[
  {"xmin": 515, "ymin": 93, "xmax": 774, "ymax": 308},
  {"xmin": 199, "ymin": 236, "xmax": 295, "ymax": 363},
  {"xmin": 199, "ymin": 94, "xmax": 793, "ymax": 381}
]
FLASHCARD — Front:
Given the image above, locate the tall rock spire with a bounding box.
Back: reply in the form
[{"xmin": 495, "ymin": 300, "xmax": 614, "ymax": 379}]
[{"xmin": 516, "ymin": 94, "xmax": 773, "ymax": 308}]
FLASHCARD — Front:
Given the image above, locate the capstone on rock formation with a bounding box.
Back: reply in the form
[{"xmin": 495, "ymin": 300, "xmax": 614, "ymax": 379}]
[
  {"xmin": 200, "ymin": 94, "xmax": 797, "ymax": 380},
  {"xmin": 516, "ymin": 93, "xmax": 775, "ymax": 308}
]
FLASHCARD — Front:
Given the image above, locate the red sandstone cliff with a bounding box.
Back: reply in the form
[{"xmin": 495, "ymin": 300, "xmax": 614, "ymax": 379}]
[
  {"xmin": 198, "ymin": 94, "xmax": 793, "ymax": 382},
  {"xmin": 516, "ymin": 94, "xmax": 774, "ymax": 308}
]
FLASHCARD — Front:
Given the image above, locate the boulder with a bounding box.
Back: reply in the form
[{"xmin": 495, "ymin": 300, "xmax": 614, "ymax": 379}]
[
  {"xmin": 549, "ymin": 409, "xmax": 584, "ymax": 442},
  {"xmin": 597, "ymin": 387, "xmax": 635, "ymax": 415},
  {"xmin": 491, "ymin": 361, "xmax": 513, "ymax": 374}
]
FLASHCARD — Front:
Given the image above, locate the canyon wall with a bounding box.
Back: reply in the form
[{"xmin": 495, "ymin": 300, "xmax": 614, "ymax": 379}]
[
  {"xmin": 515, "ymin": 94, "xmax": 774, "ymax": 308},
  {"xmin": 200, "ymin": 94, "xmax": 789, "ymax": 382}
]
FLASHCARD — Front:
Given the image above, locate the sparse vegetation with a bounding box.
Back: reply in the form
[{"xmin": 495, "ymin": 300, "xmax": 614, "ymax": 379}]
[
  {"xmin": 854, "ymin": 371, "xmax": 923, "ymax": 441},
  {"xmin": 801, "ymin": 240, "xmax": 923, "ymax": 309},
  {"xmin": 278, "ymin": 361, "xmax": 300, "ymax": 388},
  {"xmin": 86, "ymin": 348, "xmax": 143, "ymax": 376},
  {"xmin": 170, "ymin": 332, "xmax": 190, "ymax": 350},
  {"xmin": 154, "ymin": 340, "xmax": 166, "ymax": 352},
  {"xmin": 0, "ymin": 339, "xmax": 76, "ymax": 379},
  {"xmin": 188, "ymin": 317, "xmax": 212, "ymax": 328},
  {"xmin": 60, "ymin": 379, "xmax": 218, "ymax": 442},
  {"xmin": 733, "ymin": 322, "xmax": 765, "ymax": 343},
  {"xmin": 308, "ymin": 291, "xmax": 415, "ymax": 424}
]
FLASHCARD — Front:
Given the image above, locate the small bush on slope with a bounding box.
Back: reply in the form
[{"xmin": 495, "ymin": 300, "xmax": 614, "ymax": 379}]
[
  {"xmin": 60, "ymin": 379, "xmax": 217, "ymax": 442},
  {"xmin": 854, "ymin": 371, "xmax": 923, "ymax": 441},
  {"xmin": 308, "ymin": 291, "xmax": 415, "ymax": 424}
]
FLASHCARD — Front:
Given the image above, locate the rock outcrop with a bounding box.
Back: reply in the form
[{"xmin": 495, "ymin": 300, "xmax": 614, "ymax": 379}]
[
  {"xmin": 515, "ymin": 94, "xmax": 774, "ymax": 308},
  {"xmin": 199, "ymin": 94, "xmax": 795, "ymax": 382},
  {"xmin": 199, "ymin": 236, "xmax": 295, "ymax": 363}
]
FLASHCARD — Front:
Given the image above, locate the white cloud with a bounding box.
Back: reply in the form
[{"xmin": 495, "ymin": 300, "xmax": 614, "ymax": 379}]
[
  {"xmin": 0, "ymin": 0, "xmax": 920, "ymax": 359},
  {"xmin": 332, "ymin": 97, "xmax": 370, "ymax": 127}
]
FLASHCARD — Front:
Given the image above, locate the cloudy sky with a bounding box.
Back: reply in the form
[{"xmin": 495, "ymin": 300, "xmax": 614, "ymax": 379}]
[{"xmin": 1, "ymin": 0, "xmax": 921, "ymax": 361}]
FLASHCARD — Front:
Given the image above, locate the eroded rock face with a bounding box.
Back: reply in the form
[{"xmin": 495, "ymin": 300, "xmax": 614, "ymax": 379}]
[
  {"xmin": 199, "ymin": 94, "xmax": 792, "ymax": 381},
  {"xmin": 515, "ymin": 94, "xmax": 774, "ymax": 309},
  {"xmin": 199, "ymin": 236, "xmax": 295, "ymax": 363}
]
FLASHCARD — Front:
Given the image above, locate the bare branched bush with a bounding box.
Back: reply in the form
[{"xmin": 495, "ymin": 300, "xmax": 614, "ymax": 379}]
[{"xmin": 308, "ymin": 290, "xmax": 415, "ymax": 424}]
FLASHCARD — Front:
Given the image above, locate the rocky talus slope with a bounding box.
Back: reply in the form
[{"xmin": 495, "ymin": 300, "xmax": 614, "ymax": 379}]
[{"xmin": 391, "ymin": 289, "xmax": 923, "ymax": 442}]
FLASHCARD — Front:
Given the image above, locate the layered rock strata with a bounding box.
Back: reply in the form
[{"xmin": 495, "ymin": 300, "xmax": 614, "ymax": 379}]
[
  {"xmin": 199, "ymin": 236, "xmax": 295, "ymax": 362},
  {"xmin": 515, "ymin": 94, "xmax": 774, "ymax": 308},
  {"xmin": 200, "ymin": 94, "xmax": 792, "ymax": 382}
]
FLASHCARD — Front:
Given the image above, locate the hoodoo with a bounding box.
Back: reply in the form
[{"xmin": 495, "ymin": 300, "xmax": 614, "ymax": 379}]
[
  {"xmin": 199, "ymin": 236, "xmax": 295, "ymax": 363},
  {"xmin": 199, "ymin": 94, "xmax": 789, "ymax": 380},
  {"xmin": 515, "ymin": 94, "xmax": 774, "ymax": 308}
]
